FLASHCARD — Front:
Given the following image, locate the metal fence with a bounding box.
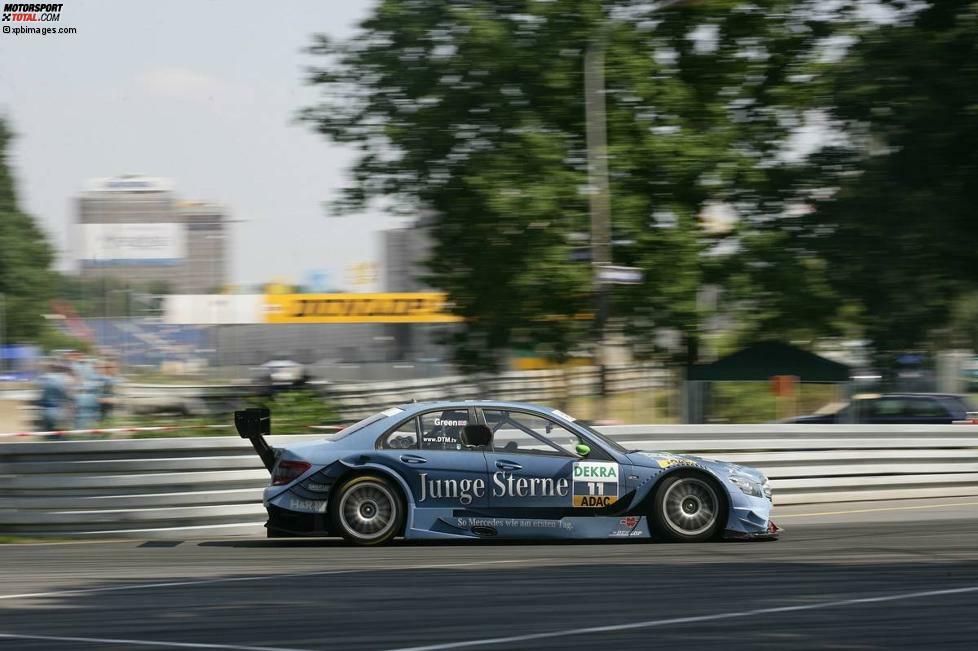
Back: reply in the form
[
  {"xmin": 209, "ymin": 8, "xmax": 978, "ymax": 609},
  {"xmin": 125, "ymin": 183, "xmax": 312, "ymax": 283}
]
[
  {"xmin": 1, "ymin": 424, "xmax": 976, "ymax": 537},
  {"xmin": 117, "ymin": 364, "xmax": 668, "ymax": 420},
  {"xmin": 320, "ymin": 365, "xmax": 668, "ymax": 420}
]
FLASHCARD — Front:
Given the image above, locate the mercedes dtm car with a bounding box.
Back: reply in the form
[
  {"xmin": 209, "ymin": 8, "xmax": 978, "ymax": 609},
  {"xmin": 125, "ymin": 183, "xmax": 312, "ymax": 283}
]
[{"xmin": 236, "ymin": 401, "xmax": 778, "ymax": 545}]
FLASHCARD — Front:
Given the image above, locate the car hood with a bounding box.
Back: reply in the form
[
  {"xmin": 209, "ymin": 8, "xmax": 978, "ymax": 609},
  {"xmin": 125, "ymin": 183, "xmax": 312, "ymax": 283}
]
[{"xmin": 626, "ymin": 450, "xmax": 767, "ymax": 483}]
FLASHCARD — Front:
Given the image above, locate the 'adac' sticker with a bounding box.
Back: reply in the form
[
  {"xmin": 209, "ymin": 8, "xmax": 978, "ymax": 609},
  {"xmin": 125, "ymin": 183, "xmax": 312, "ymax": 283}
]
[{"xmin": 572, "ymin": 461, "xmax": 619, "ymax": 507}]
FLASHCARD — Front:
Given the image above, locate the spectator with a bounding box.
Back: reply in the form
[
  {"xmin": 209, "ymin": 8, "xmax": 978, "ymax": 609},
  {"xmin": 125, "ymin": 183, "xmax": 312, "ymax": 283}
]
[
  {"xmin": 37, "ymin": 361, "xmax": 71, "ymax": 433},
  {"xmin": 73, "ymin": 359, "xmax": 101, "ymax": 430},
  {"xmin": 66, "ymin": 350, "xmax": 94, "ymax": 384},
  {"xmin": 97, "ymin": 360, "xmax": 119, "ymax": 423}
]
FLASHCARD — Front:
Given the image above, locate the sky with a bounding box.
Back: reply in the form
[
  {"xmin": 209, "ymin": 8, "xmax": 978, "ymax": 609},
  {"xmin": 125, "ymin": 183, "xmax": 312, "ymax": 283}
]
[
  {"xmin": 0, "ymin": 1, "xmax": 877, "ymax": 291},
  {"xmin": 0, "ymin": 0, "xmax": 397, "ymax": 289}
]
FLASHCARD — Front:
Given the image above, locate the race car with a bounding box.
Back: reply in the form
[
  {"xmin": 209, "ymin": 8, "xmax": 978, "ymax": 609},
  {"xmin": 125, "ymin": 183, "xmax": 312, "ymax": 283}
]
[{"xmin": 236, "ymin": 400, "xmax": 778, "ymax": 545}]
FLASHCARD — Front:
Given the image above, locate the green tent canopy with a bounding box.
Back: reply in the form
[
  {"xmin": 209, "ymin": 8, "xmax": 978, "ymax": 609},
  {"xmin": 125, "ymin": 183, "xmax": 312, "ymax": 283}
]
[{"xmin": 688, "ymin": 341, "xmax": 850, "ymax": 382}]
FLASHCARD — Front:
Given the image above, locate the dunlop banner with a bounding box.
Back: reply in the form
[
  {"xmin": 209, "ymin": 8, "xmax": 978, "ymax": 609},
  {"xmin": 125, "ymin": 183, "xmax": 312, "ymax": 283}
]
[{"xmin": 263, "ymin": 293, "xmax": 463, "ymax": 324}]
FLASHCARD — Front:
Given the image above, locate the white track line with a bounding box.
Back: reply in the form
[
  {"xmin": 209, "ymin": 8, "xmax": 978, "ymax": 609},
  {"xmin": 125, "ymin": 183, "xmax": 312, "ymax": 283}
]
[
  {"xmin": 388, "ymin": 584, "xmax": 978, "ymax": 651},
  {"xmin": 0, "ymin": 559, "xmax": 535, "ymax": 602},
  {"xmin": 777, "ymin": 500, "xmax": 978, "ymax": 518},
  {"xmin": 0, "ymin": 632, "xmax": 311, "ymax": 651}
]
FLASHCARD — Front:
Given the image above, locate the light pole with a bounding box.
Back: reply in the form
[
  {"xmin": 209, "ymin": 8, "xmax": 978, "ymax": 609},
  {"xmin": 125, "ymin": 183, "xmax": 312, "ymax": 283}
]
[
  {"xmin": 206, "ymin": 233, "xmax": 227, "ymax": 375},
  {"xmin": 584, "ymin": 19, "xmax": 615, "ymax": 271},
  {"xmin": 584, "ymin": 29, "xmax": 613, "ymax": 399},
  {"xmin": 0, "ymin": 292, "xmax": 6, "ymax": 377},
  {"xmin": 584, "ymin": 0, "xmax": 693, "ymax": 403}
]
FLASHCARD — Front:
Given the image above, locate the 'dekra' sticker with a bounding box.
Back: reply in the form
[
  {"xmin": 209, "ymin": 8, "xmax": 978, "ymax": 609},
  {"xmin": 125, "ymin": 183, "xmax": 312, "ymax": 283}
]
[{"xmin": 572, "ymin": 461, "xmax": 619, "ymax": 507}]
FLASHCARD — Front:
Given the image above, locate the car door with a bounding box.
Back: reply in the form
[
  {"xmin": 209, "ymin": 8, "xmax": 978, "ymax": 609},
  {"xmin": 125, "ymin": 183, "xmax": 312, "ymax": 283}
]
[
  {"xmin": 376, "ymin": 409, "xmax": 489, "ymax": 510},
  {"xmin": 481, "ymin": 408, "xmax": 621, "ymax": 516}
]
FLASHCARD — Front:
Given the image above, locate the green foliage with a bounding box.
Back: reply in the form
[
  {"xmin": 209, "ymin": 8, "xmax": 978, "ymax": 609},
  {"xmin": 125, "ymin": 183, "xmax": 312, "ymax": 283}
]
[
  {"xmin": 0, "ymin": 120, "xmax": 56, "ymax": 344},
  {"xmin": 0, "ymin": 535, "xmax": 76, "ymax": 544},
  {"xmin": 54, "ymin": 274, "xmax": 170, "ymax": 318},
  {"xmin": 246, "ymin": 389, "xmax": 339, "ymax": 434},
  {"xmin": 708, "ymin": 381, "xmax": 841, "ymax": 424},
  {"xmin": 721, "ymin": 229, "xmax": 843, "ymax": 344},
  {"xmin": 301, "ymin": 0, "xmax": 841, "ymax": 370},
  {"xmin": 947, "ymin": 292, "xmax": 978, "ymax": 352},
  {"xmin": 123, "ymin": 389, "xmax": 338, "ymax": 438},
  {"xmin": 787, "ymin": 1, "xmax": 978, "ymax": 357},
  {"xmin": 301, "ymin": 0, "xmax": 978, "ymax": 368},
  {"xmin": 36, "ymin": 325, "xmax": 93, "ymax": 354}
]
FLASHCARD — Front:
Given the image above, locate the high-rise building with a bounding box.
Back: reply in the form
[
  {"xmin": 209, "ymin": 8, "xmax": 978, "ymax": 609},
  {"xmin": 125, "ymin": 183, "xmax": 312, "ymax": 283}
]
[
  {"xmin": 382, "ymin": 217, "xmax": 432, "ymax": 292},
  {"xmin": 381, "ymin": 218, "xmax": 450, "ymax": 362},
  {"xmin": 76, "ymin": 176, "xmax": 227, "ymax": 293}
]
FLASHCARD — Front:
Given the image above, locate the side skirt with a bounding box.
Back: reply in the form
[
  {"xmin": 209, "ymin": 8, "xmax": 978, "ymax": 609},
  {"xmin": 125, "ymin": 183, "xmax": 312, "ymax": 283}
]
[{"xmin": 405, "ymin": 508, "xmax": 651, "ymax": 540}]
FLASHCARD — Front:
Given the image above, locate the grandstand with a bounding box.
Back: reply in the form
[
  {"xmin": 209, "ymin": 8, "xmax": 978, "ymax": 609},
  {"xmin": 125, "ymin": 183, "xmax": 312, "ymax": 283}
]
[{"xmin": 67, "ymin": 319, "xmax": 214, "ymax": 367}]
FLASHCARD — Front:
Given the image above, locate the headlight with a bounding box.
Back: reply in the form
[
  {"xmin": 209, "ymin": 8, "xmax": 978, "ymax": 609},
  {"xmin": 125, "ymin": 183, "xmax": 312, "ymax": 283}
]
[{"xmin": 729, "ymin": 474, "xmax": 764, "ymax": 498}]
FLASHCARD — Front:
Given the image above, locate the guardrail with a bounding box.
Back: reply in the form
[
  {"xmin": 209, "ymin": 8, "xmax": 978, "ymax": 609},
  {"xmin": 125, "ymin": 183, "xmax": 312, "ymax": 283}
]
[{"xmin": 1, "ymin": 424, "xmax": 975, "ymax": 538}]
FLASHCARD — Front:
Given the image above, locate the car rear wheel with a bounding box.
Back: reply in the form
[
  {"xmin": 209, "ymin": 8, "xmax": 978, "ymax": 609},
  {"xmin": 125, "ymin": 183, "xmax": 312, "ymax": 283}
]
[
  {"xmin": 651, "ymin": 472, "xmax": 725, "ymax": 542},
  {"xmin": 330, "ymin": 475, "xmax": 404, "ymax": 546}
]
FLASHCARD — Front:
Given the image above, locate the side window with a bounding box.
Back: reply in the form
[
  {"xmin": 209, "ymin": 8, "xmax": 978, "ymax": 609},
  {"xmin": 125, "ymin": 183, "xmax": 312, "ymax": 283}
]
[
  {"xmin": 420, "ymin": 410, "xmax": 472, "ymax": 451},
  {"xmin": 905, "ymin": 398, "xmax": 946, "ymax": 418},
  {"xmin": 484, "ymin": 410, "xmax": 580, "ymax": 457},
  {"xmin": 380, "ymin": 418, "xmax": 419, "ymax": 450},
  {"xmin": 868, "ymin": 398, "xmax": 903, "ymax": 417}
]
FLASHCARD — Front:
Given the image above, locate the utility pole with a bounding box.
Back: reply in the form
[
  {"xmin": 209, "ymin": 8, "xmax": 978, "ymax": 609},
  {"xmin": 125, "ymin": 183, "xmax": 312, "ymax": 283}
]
[
  {"xmin": 584, "ymin": 1, "xmax": 692, "ymax": 408},
  {"xmin": 0, "ymin": 292, "xmax": 6, "ymax": 376},
  {"xmin": 585, "ymin": 33, "xmax": 612, "ymax": 400}
]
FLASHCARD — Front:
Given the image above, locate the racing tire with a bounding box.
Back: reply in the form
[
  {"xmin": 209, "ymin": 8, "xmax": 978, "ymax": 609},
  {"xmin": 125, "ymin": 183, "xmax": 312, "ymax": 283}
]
[
  {"xmin": 651, "ymin": 471, "xmax": 726, "ymax": 543},
  {"xmin": 330, "ymin": 474, "xmax": 405, "ymax": 546}
]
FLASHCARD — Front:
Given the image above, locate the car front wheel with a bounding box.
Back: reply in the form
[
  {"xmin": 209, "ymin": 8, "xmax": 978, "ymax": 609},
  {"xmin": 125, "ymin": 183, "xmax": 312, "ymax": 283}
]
[
  {"xmin": 330, "ymin": 475, "xmax": 404, "ymax": 546},
  {"xmin": 651, "ymin": 472, "xmax": 725, "ymax": 542}
]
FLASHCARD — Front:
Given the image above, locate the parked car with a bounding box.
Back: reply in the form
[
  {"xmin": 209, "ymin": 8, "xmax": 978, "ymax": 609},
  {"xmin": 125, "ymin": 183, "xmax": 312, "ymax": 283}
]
[
  {"xmin": 260, "ymin": 359, "xmax": 307, "ymax": 385},
  {"xmin": 786, "ymin": 393, "xmax": 977, "ymax": 424}
]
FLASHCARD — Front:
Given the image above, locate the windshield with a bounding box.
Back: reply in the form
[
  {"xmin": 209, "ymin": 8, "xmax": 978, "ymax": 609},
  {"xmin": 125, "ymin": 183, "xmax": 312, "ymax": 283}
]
[{"xmin": 331, "ymin": 407, "xmax": 404, "ymax": 441}]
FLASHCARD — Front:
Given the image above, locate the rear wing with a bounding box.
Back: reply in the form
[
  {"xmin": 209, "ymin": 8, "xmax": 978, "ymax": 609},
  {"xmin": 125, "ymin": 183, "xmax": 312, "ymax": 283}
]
[{"xmin": 234, "ymin": 407, "xmax": 276, "ymax": 471}]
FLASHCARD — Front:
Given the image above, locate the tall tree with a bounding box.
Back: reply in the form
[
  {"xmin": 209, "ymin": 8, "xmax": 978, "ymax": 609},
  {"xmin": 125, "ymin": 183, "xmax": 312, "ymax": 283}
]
[
  {"xmin": 301, "ymin": 0, "xmax": 838, "ymax": 371},
  {"xmin": 0, "ymin": 119, "xmax": 56, "ymax": 343},
  {"xmin": 787, "ymin": 0, "xmax": 978, "ymax": 357}
]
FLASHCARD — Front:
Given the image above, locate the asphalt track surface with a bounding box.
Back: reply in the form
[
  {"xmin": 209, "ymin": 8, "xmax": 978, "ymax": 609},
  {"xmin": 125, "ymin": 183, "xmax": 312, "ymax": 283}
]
[{"xmin": 2, "ymin": 497, "xmax": 978, "ymax": 650}]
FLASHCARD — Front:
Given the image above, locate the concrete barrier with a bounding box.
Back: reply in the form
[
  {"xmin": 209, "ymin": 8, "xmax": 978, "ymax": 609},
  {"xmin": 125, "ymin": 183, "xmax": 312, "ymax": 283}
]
[{"xmin": 1, "ymin": 424, "xmax": 975, "ymax": 537}]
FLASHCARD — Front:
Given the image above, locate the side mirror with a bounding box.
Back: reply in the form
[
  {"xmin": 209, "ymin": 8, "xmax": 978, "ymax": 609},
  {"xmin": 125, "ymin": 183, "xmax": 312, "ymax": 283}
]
[
  {"xmin": 575, "ymin": 443, "xmax": 591, "ymax": 457},
  {"xmin": 235, "ymin": 407, "xmax": 270, "ymax": 439}
]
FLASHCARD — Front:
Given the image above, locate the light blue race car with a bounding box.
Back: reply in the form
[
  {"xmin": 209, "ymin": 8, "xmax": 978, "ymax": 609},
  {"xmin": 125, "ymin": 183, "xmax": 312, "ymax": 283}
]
[{"xmin": 236, "ymin": 401, "xmax": 779, "ymax": 546}]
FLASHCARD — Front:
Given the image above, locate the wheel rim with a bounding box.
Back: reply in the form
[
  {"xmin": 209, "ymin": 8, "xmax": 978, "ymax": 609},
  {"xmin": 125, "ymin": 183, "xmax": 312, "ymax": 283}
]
[
  {"xmin": 338, "ymin": 481, "xmax": 397, "ymax": 541},
  {"xmin": 662, "ymin": 477, "xmax": 718, "ymax": 536}
]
